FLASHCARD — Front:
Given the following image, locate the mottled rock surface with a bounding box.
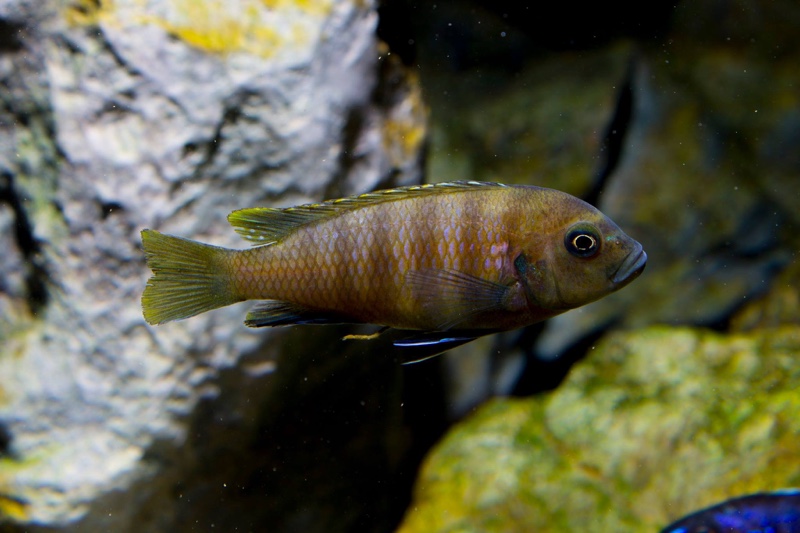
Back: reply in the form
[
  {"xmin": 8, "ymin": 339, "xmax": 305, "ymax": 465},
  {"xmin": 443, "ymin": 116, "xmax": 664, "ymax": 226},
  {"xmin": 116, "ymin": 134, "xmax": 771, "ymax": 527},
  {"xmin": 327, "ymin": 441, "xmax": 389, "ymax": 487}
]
[
  {"xmin": 399, "ymin": 321, "xmax": 800, "ymax": 532},
  {"xmin": 424, "ymin": 44, "xmax": 632, "ymax": 197},
  {"xmin": 399, "ymin": 0, "xmax": 800, "ymax": 415},
  {"xmin": 0, "ymin": 0, "xmax": 425, "ymax": 529},
  {"xmin": 537, "ymin": 0, "xmax": 800, "ymax": 358}
]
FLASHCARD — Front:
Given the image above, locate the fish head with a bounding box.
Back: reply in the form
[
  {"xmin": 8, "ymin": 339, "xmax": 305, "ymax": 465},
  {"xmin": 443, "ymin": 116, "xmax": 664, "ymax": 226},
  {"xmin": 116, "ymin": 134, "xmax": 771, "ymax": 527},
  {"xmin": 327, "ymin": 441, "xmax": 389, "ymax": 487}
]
[{"xmin": 518, "ymin": 196, "xmax": 647, "ymax": 311}]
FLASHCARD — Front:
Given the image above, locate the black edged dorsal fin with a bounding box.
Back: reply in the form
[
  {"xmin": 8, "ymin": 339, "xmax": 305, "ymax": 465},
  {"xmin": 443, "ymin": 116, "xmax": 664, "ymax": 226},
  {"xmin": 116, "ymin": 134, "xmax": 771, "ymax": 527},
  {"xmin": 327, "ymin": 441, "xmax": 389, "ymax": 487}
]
[{"xmin": 227, "ymin": 181, "xmax": 508, "ymax": 245}]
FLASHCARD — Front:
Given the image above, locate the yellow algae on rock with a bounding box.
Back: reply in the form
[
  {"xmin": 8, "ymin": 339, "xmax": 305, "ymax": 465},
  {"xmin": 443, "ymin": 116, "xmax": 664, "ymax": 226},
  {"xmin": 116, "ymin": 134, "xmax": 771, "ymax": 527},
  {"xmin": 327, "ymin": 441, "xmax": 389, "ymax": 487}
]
[
  {"xmin": 64, "ymin": 0, "xmax": 114, "ymax": 26},
  {"xmin": 262, "ymin": 0, "xmax": 332, "ymax": 17},
  {"xmin": 378, "ymin": 53, "xmax": 428, "ymax": 170},
  {"xmin": 155, "ymin": 0, "xmax": 334, "ymax": 57},
  {"xmin": 65, "ymin": 0, "xmax": 335, "ymax": 58},
  {"xmin": 0, "ymin": 494, "xmax": 28, "ymax": 522},
  {"xmin": 0, "ymin": 458, "xmax": 30, "ymax": 523}
]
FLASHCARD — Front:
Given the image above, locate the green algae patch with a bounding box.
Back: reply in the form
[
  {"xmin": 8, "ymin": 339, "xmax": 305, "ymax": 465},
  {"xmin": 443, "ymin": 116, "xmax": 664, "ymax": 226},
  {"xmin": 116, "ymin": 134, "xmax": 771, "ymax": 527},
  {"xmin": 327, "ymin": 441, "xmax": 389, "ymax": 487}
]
[{"xmin": 399, "ymin": 325, "xmax": 800, "ymax": 533}]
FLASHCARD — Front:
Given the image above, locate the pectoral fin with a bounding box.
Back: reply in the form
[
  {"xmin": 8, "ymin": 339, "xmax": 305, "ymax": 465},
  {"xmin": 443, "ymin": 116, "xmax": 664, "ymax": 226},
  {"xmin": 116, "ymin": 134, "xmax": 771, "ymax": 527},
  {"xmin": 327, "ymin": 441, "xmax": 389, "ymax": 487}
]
[
  {"xmin": 405, "ymin": 268, "xmax": 510, "ymax": 330},
  {"xmin": 245, "ymin": 300, "xmax": 356, "ymax": 328}
]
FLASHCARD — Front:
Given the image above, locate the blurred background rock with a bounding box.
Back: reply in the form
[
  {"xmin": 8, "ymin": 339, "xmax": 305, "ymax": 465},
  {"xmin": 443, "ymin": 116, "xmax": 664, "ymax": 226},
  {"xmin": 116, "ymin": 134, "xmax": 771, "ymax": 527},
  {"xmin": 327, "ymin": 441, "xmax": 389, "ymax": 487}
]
[{"xmin": 1, "ymin": 0, "xmax": 798, "ymax": 532}]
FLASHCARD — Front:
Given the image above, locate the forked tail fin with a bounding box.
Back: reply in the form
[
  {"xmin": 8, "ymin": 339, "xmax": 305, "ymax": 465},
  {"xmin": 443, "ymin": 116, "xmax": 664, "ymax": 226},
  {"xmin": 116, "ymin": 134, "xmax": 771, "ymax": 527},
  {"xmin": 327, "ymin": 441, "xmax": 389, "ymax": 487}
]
[{"xmin": 141, "ymin": 229, "xmax": 241, "ymax": 325}]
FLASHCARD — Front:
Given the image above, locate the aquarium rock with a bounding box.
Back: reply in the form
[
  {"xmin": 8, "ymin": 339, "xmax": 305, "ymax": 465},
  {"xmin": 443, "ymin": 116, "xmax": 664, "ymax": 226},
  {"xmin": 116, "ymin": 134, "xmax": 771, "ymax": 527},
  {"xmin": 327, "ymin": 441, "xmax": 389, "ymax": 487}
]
[
  {"xmin": 399, "ymin": 324, "xmax": 800, "ymax": 531},
  {"xmin": 0, "ymin": 0, "xmax": 425, "ymax": 528}
]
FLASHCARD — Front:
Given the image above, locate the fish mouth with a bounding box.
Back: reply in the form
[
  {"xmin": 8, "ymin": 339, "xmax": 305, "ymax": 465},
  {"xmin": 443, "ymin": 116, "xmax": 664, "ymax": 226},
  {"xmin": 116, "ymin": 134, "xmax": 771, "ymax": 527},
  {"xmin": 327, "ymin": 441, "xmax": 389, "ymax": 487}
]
[{"xmin": 612, "ymin": 244, "xmax": 647, "ymax": 285}]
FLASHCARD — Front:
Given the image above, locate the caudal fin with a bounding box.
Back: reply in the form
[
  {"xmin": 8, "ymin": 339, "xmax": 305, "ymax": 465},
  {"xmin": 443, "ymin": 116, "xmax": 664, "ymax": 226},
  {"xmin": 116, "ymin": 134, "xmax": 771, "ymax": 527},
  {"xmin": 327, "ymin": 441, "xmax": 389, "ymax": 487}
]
[{"xmin": 141, "ymin": 229, "xmax": 241, "ymax": 325}]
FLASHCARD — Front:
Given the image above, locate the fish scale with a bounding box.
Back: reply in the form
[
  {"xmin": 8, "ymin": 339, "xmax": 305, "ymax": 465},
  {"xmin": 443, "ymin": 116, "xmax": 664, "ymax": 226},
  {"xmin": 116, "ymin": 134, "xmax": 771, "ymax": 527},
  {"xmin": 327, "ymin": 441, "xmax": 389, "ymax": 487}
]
[
  {"xmin": 141, "ymin": 181, "xmax": 647, "ymax": 360},
  {"xmin": 235, "ymin": 188, "xmax": 526, "ymax": 328}
]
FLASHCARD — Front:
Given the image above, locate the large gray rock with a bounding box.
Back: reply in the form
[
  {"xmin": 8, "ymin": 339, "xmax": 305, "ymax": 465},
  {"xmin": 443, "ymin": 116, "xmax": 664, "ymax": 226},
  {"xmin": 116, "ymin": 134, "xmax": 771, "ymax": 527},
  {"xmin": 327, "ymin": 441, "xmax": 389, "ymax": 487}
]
[{"xmin": 0, "ymin": 0, "xmax": 425, "ymax": 529}]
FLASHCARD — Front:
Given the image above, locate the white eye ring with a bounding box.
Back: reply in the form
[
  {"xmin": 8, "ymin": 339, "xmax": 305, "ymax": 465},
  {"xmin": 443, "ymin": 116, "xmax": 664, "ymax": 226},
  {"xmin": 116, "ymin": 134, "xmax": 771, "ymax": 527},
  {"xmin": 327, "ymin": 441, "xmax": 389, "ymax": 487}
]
[
  {"xmin": 572, "ymin": 234, "xmax": 597, "ymax": 252},
  {"xmin": 565, "ymin": 224, "xmax": 601, "ymax": 258}
]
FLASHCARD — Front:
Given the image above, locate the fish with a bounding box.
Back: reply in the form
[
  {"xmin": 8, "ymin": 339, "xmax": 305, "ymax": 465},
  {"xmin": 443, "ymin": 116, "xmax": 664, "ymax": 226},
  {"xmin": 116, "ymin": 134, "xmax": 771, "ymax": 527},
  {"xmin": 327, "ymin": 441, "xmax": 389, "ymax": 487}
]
[
  {"xmin": 661, "ymin": 490, "xmax": 800, "ymax": 533},
  {"xmin": 141, "ymin": 181, "xmax": 646, "ymax": 362}
]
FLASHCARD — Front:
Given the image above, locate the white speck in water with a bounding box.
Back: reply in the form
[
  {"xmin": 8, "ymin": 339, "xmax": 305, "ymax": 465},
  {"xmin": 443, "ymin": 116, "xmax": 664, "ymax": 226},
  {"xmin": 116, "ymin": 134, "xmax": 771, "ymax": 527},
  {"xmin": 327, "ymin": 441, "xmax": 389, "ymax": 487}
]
[{"xmin": 500, "ymin": 31, "xmax": 506, "ymax": 37}]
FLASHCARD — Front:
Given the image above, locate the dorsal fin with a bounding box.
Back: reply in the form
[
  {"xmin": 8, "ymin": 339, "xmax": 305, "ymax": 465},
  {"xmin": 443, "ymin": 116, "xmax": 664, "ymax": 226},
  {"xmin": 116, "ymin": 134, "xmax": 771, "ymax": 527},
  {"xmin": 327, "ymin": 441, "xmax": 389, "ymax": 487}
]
[{"xmin": 227, "ymin": 181, "xmax": 508, "ymax": 244}]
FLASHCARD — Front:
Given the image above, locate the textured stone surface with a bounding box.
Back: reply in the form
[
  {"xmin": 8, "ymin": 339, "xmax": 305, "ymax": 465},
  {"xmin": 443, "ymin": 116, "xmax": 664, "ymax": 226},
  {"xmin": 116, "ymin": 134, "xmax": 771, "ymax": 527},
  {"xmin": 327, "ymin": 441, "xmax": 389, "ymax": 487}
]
[
  {"xmin": 424, "ymin": 44, "xmax": 631, "ymax": 197},
  {"xmin": 536, "ymin": 0, "xmax": 800, "ymax": 358},
  {"xmin": 0, "ymin": 0, "xmax": 425, "ymax": 529},
  {"xmin": 416, "ymin": 40, "xmax": 635, "ymax": 416},
  {"xmin": 399, "ymin": 323, "xmax": 800, "ymax": 532},
  {"xmin": 405, "ymin": 0, "xmax": 800, "ymax": 412}
]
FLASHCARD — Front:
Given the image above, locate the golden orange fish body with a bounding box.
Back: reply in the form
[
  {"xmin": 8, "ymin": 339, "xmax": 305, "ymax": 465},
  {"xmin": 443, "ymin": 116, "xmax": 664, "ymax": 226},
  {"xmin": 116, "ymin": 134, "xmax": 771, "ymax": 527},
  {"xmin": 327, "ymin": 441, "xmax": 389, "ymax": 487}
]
[{"xmin": 142, "ymin": 182, "xmax": 646, "ymax": 357}]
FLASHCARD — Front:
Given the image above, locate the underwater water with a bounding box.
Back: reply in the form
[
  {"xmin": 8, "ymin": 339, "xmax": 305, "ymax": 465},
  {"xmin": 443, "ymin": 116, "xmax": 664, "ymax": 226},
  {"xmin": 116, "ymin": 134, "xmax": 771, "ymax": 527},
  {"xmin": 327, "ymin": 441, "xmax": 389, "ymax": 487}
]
[{"xmin": 1, "ymin": 0, "xmax": 799, "ymax": 532}]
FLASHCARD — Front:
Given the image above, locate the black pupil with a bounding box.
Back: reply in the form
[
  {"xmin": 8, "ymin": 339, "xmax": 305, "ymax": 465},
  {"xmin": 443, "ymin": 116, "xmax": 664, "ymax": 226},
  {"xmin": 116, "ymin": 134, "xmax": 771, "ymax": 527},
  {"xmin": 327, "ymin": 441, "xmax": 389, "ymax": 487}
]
[{"xmin": 574, "ymin": 234, "xmax": 595, "ymax": 251}]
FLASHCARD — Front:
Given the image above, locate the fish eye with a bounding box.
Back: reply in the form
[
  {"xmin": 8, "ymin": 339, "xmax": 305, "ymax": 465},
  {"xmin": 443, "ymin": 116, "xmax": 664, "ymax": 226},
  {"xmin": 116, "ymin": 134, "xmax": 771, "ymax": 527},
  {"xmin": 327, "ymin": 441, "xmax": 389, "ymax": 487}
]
[{"xmin": 565, "ymin": 224, "xmax": 601, "ymax": 258}]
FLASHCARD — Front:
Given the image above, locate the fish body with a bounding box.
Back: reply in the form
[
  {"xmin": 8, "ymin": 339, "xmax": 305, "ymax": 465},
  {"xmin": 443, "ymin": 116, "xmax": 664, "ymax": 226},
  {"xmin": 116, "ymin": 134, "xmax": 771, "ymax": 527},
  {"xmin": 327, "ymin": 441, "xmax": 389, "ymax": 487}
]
[
  {"xmin": 661, "ymin": 490, "xmax": 800, "ymax": 533},
  {"xmin": 142, "ymin": 181, "xmax": 646, "ymax": 357}
]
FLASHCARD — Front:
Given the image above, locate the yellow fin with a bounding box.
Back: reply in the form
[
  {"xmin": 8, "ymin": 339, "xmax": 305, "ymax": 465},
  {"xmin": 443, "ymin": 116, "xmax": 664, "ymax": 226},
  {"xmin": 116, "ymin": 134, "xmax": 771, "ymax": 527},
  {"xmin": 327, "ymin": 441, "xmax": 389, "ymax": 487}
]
[
  {"xmin": 227, "ymin": 181, "xmax": 508, "ymax": 244},
  {"xmin": 141, "ymin": 230, "xmax": 239, "ymax": 325}
]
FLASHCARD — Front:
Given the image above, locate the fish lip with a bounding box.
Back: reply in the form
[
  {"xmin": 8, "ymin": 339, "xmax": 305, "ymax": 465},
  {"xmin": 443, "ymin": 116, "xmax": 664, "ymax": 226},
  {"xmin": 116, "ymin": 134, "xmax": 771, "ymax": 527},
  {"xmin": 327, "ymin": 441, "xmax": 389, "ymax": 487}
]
[{"xmin": 612, "ymin": 245, "xmax": 647, "ymax": 284}]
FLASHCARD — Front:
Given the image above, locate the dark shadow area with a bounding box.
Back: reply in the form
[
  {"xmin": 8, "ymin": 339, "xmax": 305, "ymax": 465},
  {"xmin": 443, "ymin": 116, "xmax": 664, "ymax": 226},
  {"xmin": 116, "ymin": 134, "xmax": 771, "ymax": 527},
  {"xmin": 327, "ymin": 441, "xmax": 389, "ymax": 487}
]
[
  {"xmin": 0, "ymin": 172, "xmax": 49, "ymax": 313},
  {"xmin": 0, "ymin": 421, "xmax": 12, "ymax": 458},
  {"xmin": 0, "ymin": 19, "xmax": 24, "ymax": 53},
  {"xmin": 585, "ymin": 61, "xmax": 635, "ymax": 207},
  {"xmin": 512, "ymin": 326, "xmax": 609, "ymax": 397},
  {"xmin": 132, "ymin": 327, "xmax": 449, "ymax": 533},
  {"xmin": 379, "ymin": 0, "xmax": 677, "ymax": 69}
]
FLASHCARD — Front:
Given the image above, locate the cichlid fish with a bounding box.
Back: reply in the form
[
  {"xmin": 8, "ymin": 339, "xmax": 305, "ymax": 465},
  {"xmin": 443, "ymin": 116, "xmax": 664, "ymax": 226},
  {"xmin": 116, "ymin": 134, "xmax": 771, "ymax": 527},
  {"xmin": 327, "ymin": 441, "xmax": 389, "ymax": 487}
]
[
  {"xmin": 141, "ymin": 181, "xmax": 646, "ymax": 361},
  {"xmin": 661, "ymin": 490, "xmax": 800, "ymax": 533}
]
